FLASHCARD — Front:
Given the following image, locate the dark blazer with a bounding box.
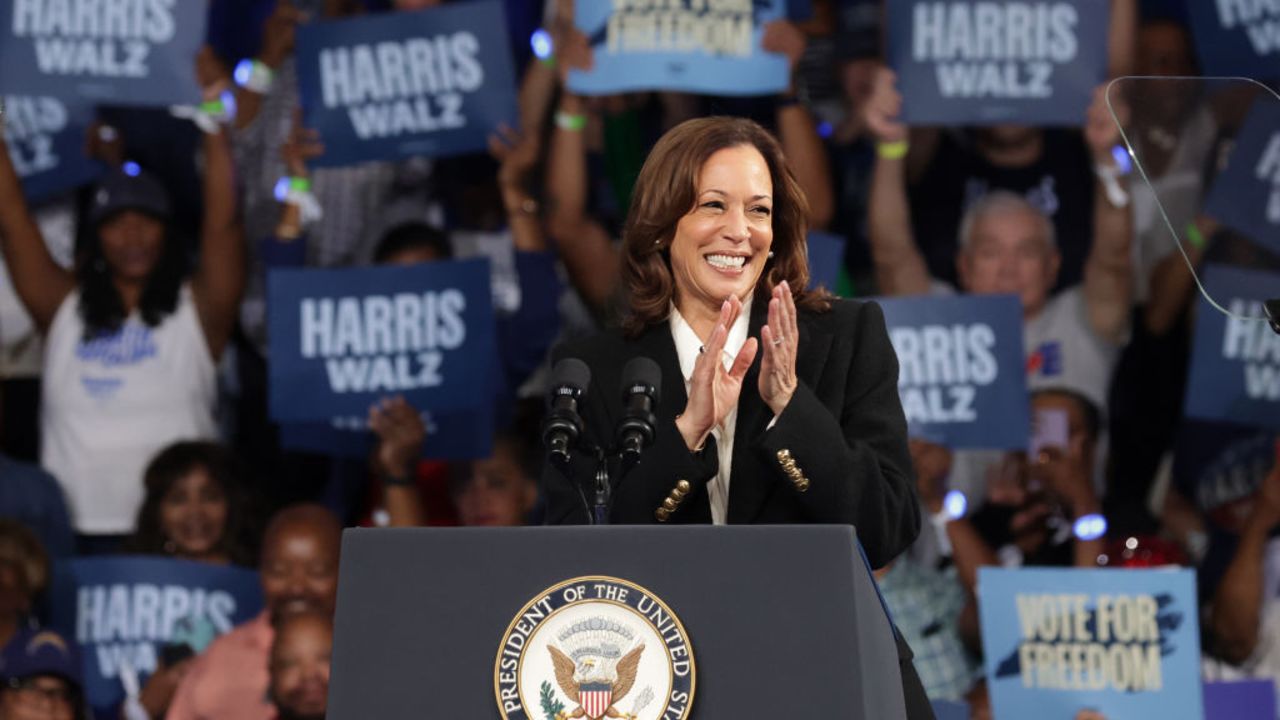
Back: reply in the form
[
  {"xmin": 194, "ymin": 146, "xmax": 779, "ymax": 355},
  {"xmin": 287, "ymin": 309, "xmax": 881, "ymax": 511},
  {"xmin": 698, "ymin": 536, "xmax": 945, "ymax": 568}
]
[{"xmin": 544, "ymin": 296, "xmax": 921, "ymax": 569}]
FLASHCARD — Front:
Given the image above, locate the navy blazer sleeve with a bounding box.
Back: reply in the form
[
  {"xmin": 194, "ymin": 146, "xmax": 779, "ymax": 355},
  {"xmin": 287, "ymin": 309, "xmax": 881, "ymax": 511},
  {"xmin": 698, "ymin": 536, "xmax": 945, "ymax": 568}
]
[{"xmin": 754, "ymin": 301, "xmax": 919, "ymax": 568}]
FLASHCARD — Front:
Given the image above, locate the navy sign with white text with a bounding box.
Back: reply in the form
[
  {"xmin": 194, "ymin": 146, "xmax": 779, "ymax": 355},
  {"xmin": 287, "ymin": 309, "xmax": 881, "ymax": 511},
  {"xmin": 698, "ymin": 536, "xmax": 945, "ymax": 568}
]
[
  {"xmin": 887, "ymin": 0, "xmax": 1109, "ymax": 126},
  {"xmin": 1186, "ymin": 1, "xmax": 1280, "ymax": 78},
  {"xmin": 0, "ymin": 0, "xmax": 206, "ymax": 106},
  {"xmin": 267, "ymin": 259, "xmax": 496, "ymax": 423},
  {"xmin": 1204, "ymin": 100, "xmax": 1280, "ymax": 259},
  {"xmin": 3, "ymin": 95, "xmax": 101, "ymax": 202},
  {"xmin": 294, "ymin": 0, "xmax": 517, "ymax": 167},
  {"xmin": 879, "ymin": 294, "xmax": 1029, "ymax": 449},
  {"xmin": 48, "ymin": 556, "xmax": 263, "ymax": 717},
  {"xmin": 280, "ymin": 405, "xmax": 495, "ymax": 461},
  {"xmin": 1184, "ymin": 265, "xmax": 1280, "ymax": 432}
]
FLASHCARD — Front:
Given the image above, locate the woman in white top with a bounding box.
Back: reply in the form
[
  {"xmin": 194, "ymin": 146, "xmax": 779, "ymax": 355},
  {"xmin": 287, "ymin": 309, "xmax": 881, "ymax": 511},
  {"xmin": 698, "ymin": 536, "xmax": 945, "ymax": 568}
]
[{"xmin": 0, "ymin": 118, "xmax": 243, "ymax": 541}]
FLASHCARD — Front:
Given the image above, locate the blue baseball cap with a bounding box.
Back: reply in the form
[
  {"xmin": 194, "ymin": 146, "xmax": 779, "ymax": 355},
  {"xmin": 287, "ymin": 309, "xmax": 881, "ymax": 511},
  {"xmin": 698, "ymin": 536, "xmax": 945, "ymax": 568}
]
[
  {"xmin": 0, "ymin": 628, "xmax": 83, "ymax": 689},
  {"xmin": 89, "ymin": 165, "xmax": 171, "ymax": 228}
]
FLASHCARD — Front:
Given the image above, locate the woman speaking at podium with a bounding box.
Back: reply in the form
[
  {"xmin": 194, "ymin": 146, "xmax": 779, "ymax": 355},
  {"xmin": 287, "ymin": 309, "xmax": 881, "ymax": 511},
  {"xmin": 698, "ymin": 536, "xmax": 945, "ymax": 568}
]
[{"xmin": 544, "ymin": 116, "xmax": 929, "ymax": 715}]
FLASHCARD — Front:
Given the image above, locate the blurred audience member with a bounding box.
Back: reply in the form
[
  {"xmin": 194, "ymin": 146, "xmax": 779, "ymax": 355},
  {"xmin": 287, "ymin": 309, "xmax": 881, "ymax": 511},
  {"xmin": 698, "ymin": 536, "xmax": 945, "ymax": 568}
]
[
  {"xmin": 0, "ymin": 399, "xmax": 73, "ymax": 558},
  {"xmin": 126, "ymin": 442, "xmax": 260, "ymax": 567},
  {"xmin": 1207, "ymin": 441, "xmax": 1280, "ymax": 691},
  {"xmin": 0, "ymin": 523, "xmax": 49, "ymax": 651},
  {"xmin": 167, "ymin": 505, "xmax": 340, "ymax": 720},
  {"xmin": 0, "ymin": 118, "xmax": 243, "ymax": 544},
  {"xmin": 0, "ymin": 628, "xmax": 85, "ymax": 720},
  {"xmin": 451, "ymin": 404, "xmax": 542, "ymax": 527},
  {"xmin": 267, "ymin": 613, "xmax": 331, "ymax": 720}
]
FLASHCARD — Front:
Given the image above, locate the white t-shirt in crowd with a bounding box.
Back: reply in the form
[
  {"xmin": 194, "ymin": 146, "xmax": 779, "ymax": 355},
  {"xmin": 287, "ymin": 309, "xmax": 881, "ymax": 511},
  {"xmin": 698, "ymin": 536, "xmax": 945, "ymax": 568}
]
[{"xmin": 41, "ymin": 285, "xmax": 218, "ymax": 534}]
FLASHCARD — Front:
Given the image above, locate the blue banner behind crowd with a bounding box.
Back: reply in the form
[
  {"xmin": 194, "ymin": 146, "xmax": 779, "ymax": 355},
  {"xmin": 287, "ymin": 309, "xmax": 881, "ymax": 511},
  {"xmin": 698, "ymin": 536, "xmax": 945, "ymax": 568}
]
[
  {"xmin": 0, "ymin": 0, "xmax": 206, "ymax": 106},
  {"xmin": 978, "ymin": 567, "xmax": 1203, "ymax": 719},
  {"xmin": 887, "ymin": 0, "xmax": 1109, "ymax": 126},
  {"xmin": 280, "ymin": 404, "xmax": 495, "ymax": 461},
  {"xmin": 878, "ymin": 294, "xmax": 1029, "ymax": 449},
  {"xmin": 295, "ymin": 0, "xmax": 518, "ymax": 167},
  {"xmin": 1184, "ymin": 265, "xmax": 1280, "ymax": 431},
  {"xmin": 1186, "ymin": 2, "xmax": 1280, "ymax": 78},
  {"xmin": 267, "ymin": 259, "xmax": 496, "ymax": 423},
  {"xmin": 48, "ymin": 557, "xmax": 262, "ymax": 716},
  {"xmin": 3, "ymin": 95, "xmax": 101, "ymax": 202},
  {"xmin": 568, "ymin": 0, "xmax": 790, "ymax": 96},
  {"xmin": 1204, "ymin": 100, "xmax": 1280, "ymax": 258}
]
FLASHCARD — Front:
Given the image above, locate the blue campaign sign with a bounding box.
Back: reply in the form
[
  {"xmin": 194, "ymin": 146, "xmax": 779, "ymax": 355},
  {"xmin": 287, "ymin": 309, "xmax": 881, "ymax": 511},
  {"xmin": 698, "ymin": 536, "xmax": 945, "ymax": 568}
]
[
  {"xmin": 878, "ymin": 294, "xmax": 1029, "ymax": 449},
  {"xmin": 280, "ymin": 405, "xmax": 495, "ymax": 461},
  {"xmin": 978, "ymin": 567, "xmax": 1203, "ymax": 720},
  {"xmin": 47, "ymin": 556, "xmax": 262, "ymax": 716},
  {"xmin": 887, "ymin": 0, "xmax": 1110, "ymax": 126},
  {"xmin": 0, "ymin": 0, "xmax": 205, "ymax": 106},
  {"xmin": 568, "ymin": 0, "xmax": 790, "ymax": 96},
  {"xmin": 1184, "ymin": 265, "xmax": 1280, "ymax": 431},
  {"xmin": 806, "ymin": 230, "xmax": 844, "ymax": 292},
  {"xmin": 294, "ymin": 0, "xmax": 518, "ymax": 168},
  {"xmin": 1185, "ymin": 3, "xmax": 1280, "ymax": 78},
  {"xmin": 1204, "ymin": 100, "xmax": 1280, "ymax": 258},
  {"xmin": 267, "ymin": 259, "xmax": 497, "ymax": 423},
  {"xmin": 3, "ymin": 95, "xmax": 102, "ymax": 202}
]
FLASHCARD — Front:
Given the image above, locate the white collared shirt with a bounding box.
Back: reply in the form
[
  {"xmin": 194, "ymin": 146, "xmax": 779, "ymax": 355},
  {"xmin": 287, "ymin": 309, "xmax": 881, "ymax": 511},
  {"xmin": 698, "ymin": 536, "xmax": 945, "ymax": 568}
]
[{"xmin": 668, "ymin": 298, "xmax": 753, "ymax": 525}]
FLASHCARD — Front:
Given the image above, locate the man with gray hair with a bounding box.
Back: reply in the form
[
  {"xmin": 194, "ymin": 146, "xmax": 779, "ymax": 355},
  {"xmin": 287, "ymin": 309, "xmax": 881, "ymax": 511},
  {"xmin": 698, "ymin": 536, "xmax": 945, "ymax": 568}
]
[
  {"xmin": 863, "ymin": 68, "xmax": 1133, "ymax": 429},
  {"xmin": 861, "ymin": 66, "xmax": 1134, "ymax": 558}
]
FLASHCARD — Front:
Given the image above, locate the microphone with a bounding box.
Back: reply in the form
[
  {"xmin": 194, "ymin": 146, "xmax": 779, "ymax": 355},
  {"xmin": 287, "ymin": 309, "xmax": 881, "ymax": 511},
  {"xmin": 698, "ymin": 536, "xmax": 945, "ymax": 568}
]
[
  {"xmin": 542, "ymin": 358, "xmax": 590, "ymax": 468},
  {"xmin": 616, "ymin": 357, "xmax": 661, "ymax": 463}
]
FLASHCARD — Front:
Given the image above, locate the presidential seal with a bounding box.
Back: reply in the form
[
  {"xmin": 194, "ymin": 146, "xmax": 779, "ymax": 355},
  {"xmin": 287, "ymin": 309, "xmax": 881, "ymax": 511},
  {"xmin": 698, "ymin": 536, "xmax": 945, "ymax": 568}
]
[{"xmin": 495, "ymin": 576, "xmax": 695, "ymax": 720}]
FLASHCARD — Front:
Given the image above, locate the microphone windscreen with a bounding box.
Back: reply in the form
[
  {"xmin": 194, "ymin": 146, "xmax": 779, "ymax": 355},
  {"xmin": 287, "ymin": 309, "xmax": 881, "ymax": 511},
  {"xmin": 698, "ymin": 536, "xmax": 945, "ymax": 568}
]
[
  {"xmin": 551, "ymin": 357, "xmax": 591, "ymax": 393},
  {"xmin": 621, "ymin": 356, "xmax": 661, "ymax": 399}
]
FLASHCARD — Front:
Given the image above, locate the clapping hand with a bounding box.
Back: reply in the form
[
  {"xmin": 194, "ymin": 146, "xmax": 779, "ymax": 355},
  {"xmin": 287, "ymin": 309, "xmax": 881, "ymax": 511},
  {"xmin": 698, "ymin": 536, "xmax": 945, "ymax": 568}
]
[
  {"xmin": 758, "ymin": 280, "xmax": 798, "ymax": 416},
  {"xmin": 675, "ymin": 295, "xmax": 758, "ymax": 452}
]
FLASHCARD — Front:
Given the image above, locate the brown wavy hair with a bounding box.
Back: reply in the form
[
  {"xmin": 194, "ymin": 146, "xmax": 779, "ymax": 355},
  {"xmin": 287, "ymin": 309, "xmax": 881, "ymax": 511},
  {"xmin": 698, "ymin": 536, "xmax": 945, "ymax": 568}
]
[{"xmin": 621, "ymin": 116, "xmax": 831, "ymax": 337}]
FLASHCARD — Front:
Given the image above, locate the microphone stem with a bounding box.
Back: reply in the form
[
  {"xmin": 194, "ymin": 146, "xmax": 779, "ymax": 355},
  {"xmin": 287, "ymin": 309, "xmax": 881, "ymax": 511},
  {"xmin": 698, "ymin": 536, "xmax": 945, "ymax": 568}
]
[{"xmin": 593, "ymin": 448, "xmax": 610, "ymax": 526}]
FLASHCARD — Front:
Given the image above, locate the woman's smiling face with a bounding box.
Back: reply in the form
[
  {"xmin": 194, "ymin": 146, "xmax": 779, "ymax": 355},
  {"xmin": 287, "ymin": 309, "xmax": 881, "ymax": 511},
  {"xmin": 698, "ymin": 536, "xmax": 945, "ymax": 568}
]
[{"xmin": 668, "ymin": 144, "xmax": 775, "ymax": 317}]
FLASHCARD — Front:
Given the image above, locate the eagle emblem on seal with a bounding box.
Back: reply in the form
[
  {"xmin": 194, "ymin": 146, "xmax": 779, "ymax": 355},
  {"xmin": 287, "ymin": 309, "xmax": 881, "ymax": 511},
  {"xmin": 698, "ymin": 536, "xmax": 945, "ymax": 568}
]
[{"xmin": 548, "ymin": 617, "xmax": 646, "ymax": 720}]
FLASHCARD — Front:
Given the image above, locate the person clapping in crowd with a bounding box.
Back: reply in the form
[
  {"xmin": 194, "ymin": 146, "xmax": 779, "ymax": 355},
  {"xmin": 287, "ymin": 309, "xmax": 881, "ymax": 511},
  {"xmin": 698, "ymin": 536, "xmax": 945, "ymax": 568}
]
[
  {"xmin": 267, "ymin": 612, "xmax": 331, "ymax": 720},
  {"xmin": 0, "ymin": 67, "xmax": 244, "ymax": 549},
  {"xmin": 166, "ymin": 505, "xmax": 340, "ymax": 720},
  {"xmin": 0, "ymin": 628, "xmax": 85, "ymax": 720}
]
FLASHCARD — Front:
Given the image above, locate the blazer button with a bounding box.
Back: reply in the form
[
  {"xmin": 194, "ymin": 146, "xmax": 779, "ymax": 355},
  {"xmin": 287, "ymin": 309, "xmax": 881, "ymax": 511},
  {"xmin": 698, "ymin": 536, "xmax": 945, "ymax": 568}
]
[
  {"xmin": 675, "ymin": 479, "xmax": 691, "ymax": 495},
  {"xmin": 662, "ymin": 497, "xmax": 677, "ymax": 511},
  {"xmin": 655, "ymin": 507, "xmax": 671, "ymax": 522}
]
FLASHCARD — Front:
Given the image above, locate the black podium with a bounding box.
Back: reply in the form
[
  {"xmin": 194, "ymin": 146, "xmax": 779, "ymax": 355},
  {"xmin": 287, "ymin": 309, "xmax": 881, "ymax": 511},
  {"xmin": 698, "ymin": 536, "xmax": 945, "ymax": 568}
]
[{"xmin": 327, "ymin": 525, "xmax": 907, "ymax": 718}]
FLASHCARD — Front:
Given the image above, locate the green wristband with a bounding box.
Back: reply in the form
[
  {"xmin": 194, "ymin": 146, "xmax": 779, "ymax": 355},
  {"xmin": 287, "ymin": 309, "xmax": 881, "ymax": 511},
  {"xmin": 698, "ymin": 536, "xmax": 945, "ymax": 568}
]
[{"xmin": 1185, "ymin": 222, "xmax": 1207, "ymax": 251}]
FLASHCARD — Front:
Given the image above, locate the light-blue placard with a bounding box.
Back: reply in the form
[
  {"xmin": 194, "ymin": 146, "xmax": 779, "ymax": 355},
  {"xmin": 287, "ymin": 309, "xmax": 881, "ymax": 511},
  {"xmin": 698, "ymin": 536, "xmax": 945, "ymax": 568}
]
[
  {"xmin": 978, "ymin": 566, "xmax": 1203, "ymax": 720},
  {"xmin": 568, "ymin": 0, "xmax": 790, "ymax": 96}
]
